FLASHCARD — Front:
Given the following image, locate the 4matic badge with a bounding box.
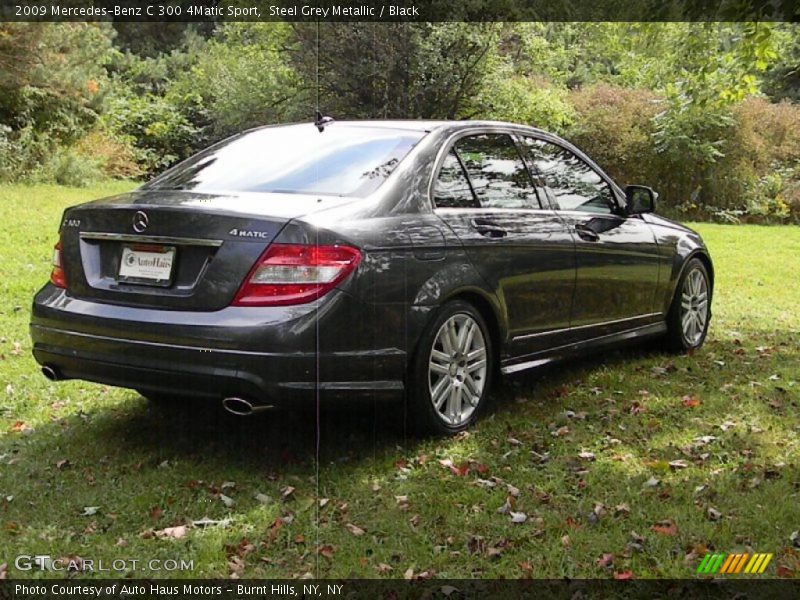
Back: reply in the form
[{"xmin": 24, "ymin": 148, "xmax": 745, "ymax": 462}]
[{"xmin": 228, "ymin": 228, "xmax": 271, "ymax": 239}]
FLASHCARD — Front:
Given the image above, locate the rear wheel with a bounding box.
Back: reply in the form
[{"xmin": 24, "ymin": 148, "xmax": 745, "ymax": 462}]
[
  {"xmin": 408, "ymin": 300, "xmax": 493, "ymax": 435},
  {"xmin": 666, "ymin": 258, "xmax": 711, "ymax": 352}
]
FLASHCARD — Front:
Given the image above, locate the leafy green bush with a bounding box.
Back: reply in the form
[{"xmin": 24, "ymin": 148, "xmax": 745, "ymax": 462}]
[
  {"xmin": 566, "ymin": 84, "xmax": 800, "ymax": 223},
  {"xmin": 101, "ymin": 91, "xmax": 202, "ymax": 175},
  {"xmin": 567, "ymin": 85, "xmax": 660, "ymax": 186},
  {"xmin": 475, "ymin": 73, "xmax": 575, "ymax": 133},
  {"xmin": 33, "ymin": 148, "xmax": 105, "ymax": 187}
]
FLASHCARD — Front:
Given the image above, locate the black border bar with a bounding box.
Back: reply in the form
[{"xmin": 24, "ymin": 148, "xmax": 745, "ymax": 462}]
[{"xmin": 1, "ymin": 0, "xmax": 799, "ymax": 22}]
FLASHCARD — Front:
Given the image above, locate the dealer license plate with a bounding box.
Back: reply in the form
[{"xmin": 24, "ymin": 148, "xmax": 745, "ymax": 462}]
[{"xmin": 118, "ymin": 245, "xmax": 176, "ymax": 286}]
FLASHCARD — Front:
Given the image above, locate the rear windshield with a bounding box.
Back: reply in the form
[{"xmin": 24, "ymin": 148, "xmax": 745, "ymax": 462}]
[{"xmin": 145, "ymin": 124, "xmax": 425, "ymax": 197}]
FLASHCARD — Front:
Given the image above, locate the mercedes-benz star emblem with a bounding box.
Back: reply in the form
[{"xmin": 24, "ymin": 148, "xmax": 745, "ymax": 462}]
[{"xmin": 132, "ymin": 210, "xmax": 149, "ymax": 233}]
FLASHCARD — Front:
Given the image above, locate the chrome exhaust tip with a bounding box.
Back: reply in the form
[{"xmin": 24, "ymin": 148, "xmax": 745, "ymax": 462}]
[
  {"xmin": 41, "ymin": 365, "xmax": 60, "ymax": 381},
  {"xmin": 221, "ymin": 397, "xmax": 273, "ymax": 417}
]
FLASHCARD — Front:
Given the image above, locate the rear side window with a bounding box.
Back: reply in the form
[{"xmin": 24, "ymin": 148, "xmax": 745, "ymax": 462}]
[
  {"xmin": 432, "ymin": 151, "xmax": 479, "ymax": 209},
  {"xmin": 145, "ymin": 125, "xmax": 425, "ymax": 197},
  {"xmin": 521, "ymin": 137, "xmax": 616, "ymax": 214},
  {"xmin": 455, "ymin": 134, "xmax": 540, "ymax": 209}
]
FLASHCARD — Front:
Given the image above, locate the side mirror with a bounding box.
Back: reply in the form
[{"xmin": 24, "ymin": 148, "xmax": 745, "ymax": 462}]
[{"xmin": 625, "ymin": 185, "xmax": 658, "ymax": 215}]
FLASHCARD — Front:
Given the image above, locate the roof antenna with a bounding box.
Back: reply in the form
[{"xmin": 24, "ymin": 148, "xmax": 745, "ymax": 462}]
[
  {"xmin": 313, "ymin": 20, "xmax": 334, "ymax": 132},
  {"xmin": 315, "ymin": 110, "xmax": 334, "ymax": 132}
]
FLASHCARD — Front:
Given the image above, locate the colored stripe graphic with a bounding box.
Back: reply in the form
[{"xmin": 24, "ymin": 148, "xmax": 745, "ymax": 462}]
[
  {"xmin": 698, "ymin": 552, "xmax": 773, "ymax": 575},
  {"xmin": 696, "ymin": 554, "xmax": 711, "ymax": 574},
  {"xmin": 723, "ymin": 554, "xmax": 743, "ymax": 573},
  {"xmin": 757, "ymin": 554, "xmax": 773, "ymax": 574},
  {"xmin": 719, "ymin": 554, "xmax": 736, "ymax": 573},
  {"xmin": 734, "ymin": 553, "xmax": 750, "ymax": 573},
  {"xmin": 711, "ymin": 553, "xmax": 727, "ymax": 573}
]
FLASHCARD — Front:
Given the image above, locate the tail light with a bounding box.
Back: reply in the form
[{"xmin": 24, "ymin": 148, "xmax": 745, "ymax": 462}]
[
  {"xmin": 232, "ymin": 243, "xmax": 361, "ymax": 307},
  {"xmin": 50, "ymin": 241, "xmax": 67, "ymax": 288}
]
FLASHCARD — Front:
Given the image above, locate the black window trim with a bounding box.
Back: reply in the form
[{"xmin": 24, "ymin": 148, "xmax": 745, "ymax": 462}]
[{"xmin": 429, "ymin": 128, "xmax": 548, "ymax": 212}]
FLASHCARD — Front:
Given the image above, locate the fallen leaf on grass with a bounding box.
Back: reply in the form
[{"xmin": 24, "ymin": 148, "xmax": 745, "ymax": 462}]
[
  {"xmin": 707, "ymin": 507, "xmax": 722, "ymax": 521},
  {"xmin": 317, "ymin": 545, "xmax": 335, "ymax": 560},
  {"xmin": 681, "ymin": 395, "xmax": 701, "ymax": 408},
  {"xmin": 561, "ymin": 534, "xmax": 571, "ymax": 548},
  {"xmin": 614, "ymin": 503, "xmax": 630, "ymax": 517},
  {"xmin": 155, "ymin": 525, "xmax": 187, "ymax": 539},
  {"xmin": 280, "ymin": 486, "xmax": 295, "ymax": 500},
  {"xmin": 318, "ymin": 498, "xmax": 329, "ymax": 508},
  {"xmin": 254, "ymin": 493, "xmax": 271, "ymax": 505},
  {"xmin": 578, "ymin": 451, "xmax": 596, "ymax": 461},
  {"xmin": 219, "ymin": 494, "xmax": 235, "ymax": 508},
  {"xmin": 192, "ymin": 517, "xmax": 232, "ymax": 528},
  {"xmin": 597, "ymin": 553, "xmax": 614, "ymax": 568},
  {"xmin": 497, "ymin": 497, "xmax": 515, "ymax": 515},
  {"xmin": 643, "ymin": 476, "xmax": 660, "ymax": 488},
  {"xmin": 614, "ymin": 571, "xmax": 634, "ymax": 580},
  {"xmin": 510, "ymin": 511, "xmax": 527, "ymax": 524},
  {"xmin": 149, "ymin": 506, "xmax": 163, "ymax": 520},
  {"xmin": 228, "ymin": 556, "xmax": 245, "ymax": 578},
  {"xmin": 345, "ymin": 523, "xmax": 366, "ymax": 536},
  {"xmin": 669, "ymin": 460, "xmax": 690, "ymax": 470},
  {"xmin": 0, "ymin": 563, "xmax": 6, "ymax": 580},
  {"xmin": 376, "ymin": 563, "xmax": 393, "ymax": 574},
  {"xmin": 651, "ymin": 519, "xmax": 678, "ymax": 536},
  {"xmin": 790, "ymin": 531, "xmax": 800, "ymax": 548},
  {"xmin": 395, "ymin": 495, "xmax": 410, "ymax": 510},
  {"xmin": 8, "ymin": 421, "xmax": 31, "ymax": 434},
  {"xmin": 719, "ymin": 421, "xmax": 736, "ymax": 431},
  {"xmin": 81, "ymin": 506, "xmax": 100, "ymax": 517},
  {"xmin": 776, "ymin": 565, "xmax": 795, "ymax": 578}
]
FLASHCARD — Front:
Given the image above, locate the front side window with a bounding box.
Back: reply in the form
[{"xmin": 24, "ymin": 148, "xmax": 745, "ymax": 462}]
[
  {"xmin": 454, "ymin": 134, "xmax": 540, "ymax": 210},
  {"xmin": 145, "ymin": 125, "xmax": 425, "ymax": 197},
  {"xmin": 522, "ymin": 137, "xmax": 616, "ymax": 214}
]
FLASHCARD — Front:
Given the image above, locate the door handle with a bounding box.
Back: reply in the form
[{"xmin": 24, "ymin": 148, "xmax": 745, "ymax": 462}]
[
  {"xmin": 470, "ymin": 218, "xmax": 508, "ymax": 238},
  {"xmin": 574, "ymin": 223, "xmax": 600, "ymax": 242}
]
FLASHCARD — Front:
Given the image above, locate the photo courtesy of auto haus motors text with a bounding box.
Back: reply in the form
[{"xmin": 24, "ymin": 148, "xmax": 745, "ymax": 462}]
[
  {"xmin": 0, "ymin": 0, "xmax": 799, "ymax": 597},
  {"xmin": 13, "ymin": 583, "xmax": 344, "ymax": 597}
]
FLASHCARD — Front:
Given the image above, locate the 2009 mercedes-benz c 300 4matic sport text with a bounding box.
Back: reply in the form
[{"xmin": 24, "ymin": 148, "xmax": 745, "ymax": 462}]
[{"xmin": 31, "ymin": 120, "xmax": 713, "ymax": 434}]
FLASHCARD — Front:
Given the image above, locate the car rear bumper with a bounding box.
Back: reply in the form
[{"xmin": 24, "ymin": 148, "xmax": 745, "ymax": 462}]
[{"xmin": 30, "ymin": 285, "xmax": 407, "ymax": 405}]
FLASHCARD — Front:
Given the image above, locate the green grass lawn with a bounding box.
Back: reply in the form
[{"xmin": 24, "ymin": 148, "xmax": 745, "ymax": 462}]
[{"xmin": 0, "ymin": 182, "xmax": 798, "ymax": 579}]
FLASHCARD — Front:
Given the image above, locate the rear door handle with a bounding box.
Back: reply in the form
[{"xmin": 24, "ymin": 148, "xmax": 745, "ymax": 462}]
[
  {"xmin": 574, "ymin": 223, "xmax": 600, "ymax": 242},
  {"xmin": 470, "ymin": 218, "xmax": 508, "ymax": 238}
]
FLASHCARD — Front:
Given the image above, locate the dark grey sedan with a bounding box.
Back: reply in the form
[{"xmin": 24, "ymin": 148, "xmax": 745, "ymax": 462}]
[{"xmin": 30, "ymin": 120, "xmax": 713, "ymax": 433}]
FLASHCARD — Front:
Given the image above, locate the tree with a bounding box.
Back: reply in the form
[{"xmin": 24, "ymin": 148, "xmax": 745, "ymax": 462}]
[{"xmin": 288, "ymin": 23, "xmax": 501, "ymax": 119}]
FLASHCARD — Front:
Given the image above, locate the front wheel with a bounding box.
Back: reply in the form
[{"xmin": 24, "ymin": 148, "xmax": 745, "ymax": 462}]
[
  {"xmin": 666, "ymin": 258, "xmax": 711, "ymax": 352},
  {"xmin": 407, "ymin": 300, "xmax": 494, "ymax": 435}
]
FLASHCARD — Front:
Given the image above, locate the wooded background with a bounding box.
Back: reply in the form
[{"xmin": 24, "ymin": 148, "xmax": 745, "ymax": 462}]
[{"xmin": 1, "ymin": 22, "xmax": 798, "ymax": 222}]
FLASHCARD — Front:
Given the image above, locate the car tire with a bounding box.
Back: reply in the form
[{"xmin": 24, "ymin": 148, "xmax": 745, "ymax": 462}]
[
  {"xmin": 407, "ymin": 300, "xmax": 494, "ymax": 435},
  {"xmin": 666, "ymin": 258, "xmax": 711, "ymax": 353}
]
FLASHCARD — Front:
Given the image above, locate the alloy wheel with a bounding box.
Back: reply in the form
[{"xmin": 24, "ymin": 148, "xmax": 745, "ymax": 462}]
[
  {"xmin": 428, "ymin": 313, "xmax": 487, "ymax": 426},
  {"xmin": 680, "ymin": 268, "xmax": 709, "ymax": 346}
]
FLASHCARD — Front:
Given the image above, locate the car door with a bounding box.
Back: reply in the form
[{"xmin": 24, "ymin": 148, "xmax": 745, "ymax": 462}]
[
  {"xmin": 519, "ymin": 135, "xmax": 662, "ymax": 338},
  {"xmin": 431, "ymin": 131, "xmax": 575, "ymax": 354}
]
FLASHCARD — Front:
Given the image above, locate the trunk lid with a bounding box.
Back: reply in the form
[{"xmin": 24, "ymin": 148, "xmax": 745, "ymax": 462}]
[{"xmin": 59, "ymin": 189, "xmax": 353, "ymax": 311}]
